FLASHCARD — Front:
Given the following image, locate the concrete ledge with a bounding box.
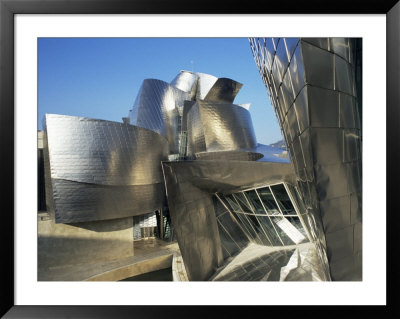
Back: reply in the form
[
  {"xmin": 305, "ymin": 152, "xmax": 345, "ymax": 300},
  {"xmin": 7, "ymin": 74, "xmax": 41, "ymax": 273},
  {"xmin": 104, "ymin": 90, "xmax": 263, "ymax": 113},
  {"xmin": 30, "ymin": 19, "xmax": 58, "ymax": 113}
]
[
  {"xmin": 86, "ymin": 254, "xmax": 173, "ymax": 281},
  {"xmin": 172, "ymin": 253, "xmax": 189, "ymax": 281}
]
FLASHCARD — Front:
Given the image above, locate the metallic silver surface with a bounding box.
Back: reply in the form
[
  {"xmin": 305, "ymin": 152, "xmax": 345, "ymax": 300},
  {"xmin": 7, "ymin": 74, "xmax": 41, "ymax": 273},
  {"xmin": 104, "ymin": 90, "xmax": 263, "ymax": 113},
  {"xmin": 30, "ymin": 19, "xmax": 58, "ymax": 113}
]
[
  {"xmin": 162, "ymin": 160, "xmax": 297, "ymax": 280},
  {"xmin": 185, "ymin": 100, "xmax": 207, "ymax": 155},
  {"xmin": 204, "ymin": 78, "xmax": 243, "ymax": 103},
  {"xmin": 210, "ymin": 242, "xmax": 327, "ymax": 281},
  {"xmin": 198, "ymin": 100, "xmax": 257, "ymax": 152},
  {"xmin": 43, "ymin": 114, "xmax": 168, "ymax": 223},
  {"xmin": 250, "ymin": 37, "xmax": 362, "ymax": 281},
  {"xmin": 185, "ymin": 100, "xmax": 257, "ymax": 156},
  {"xmin": 128, "ymin": 79, "xmax": 190, "ymax": 153},
  {"xmin": 329, "ymin": 38, "xmax": 351, "ymax": 62},
  {"xmin": 170, "ymin": 70, "xmax": 198, "ymax": 99},
  {"xmin": 195, "ymin": 72, "xmax": 218, "ymax": 99}
]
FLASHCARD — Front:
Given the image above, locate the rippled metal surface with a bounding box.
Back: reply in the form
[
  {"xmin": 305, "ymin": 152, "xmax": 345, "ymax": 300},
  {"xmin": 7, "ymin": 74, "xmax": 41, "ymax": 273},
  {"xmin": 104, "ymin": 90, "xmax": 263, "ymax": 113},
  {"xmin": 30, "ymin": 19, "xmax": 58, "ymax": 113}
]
[
  {"xmin": 162, "ymin": 160, "xmax": 296, "ymax": 280},
  {"xmin": 43, "ymin": 114, "xmax": 168, "ymax": 223},
  {"xmin": 170, "ymin": 70, "xmax": 198, "ymax": 99},
  {"xmin": 204, "ymin": 78, "xmax": 243, "ymax": 103},
  {"xmin": 250, "ymin": 37, "xmax": 362, "ymax": 281},
  {"xmin": 128, "ymin": 79, "xmax": 189, "ymax": 153},
  {"xmin": 185, "ymin": 100, "xmax": 257, "ymax": 156},
  {"xmin": 195, "ymin": 72, "xmax": 218, "ymax": 99}
]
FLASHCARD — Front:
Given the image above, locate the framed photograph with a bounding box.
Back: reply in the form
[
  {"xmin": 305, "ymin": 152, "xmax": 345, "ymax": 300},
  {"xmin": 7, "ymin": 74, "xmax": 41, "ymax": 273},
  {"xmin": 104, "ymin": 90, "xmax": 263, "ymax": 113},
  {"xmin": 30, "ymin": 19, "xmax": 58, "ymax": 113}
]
[{"xmin": 1, "ymin": 0, "xmax": 398, "ymax": 317}]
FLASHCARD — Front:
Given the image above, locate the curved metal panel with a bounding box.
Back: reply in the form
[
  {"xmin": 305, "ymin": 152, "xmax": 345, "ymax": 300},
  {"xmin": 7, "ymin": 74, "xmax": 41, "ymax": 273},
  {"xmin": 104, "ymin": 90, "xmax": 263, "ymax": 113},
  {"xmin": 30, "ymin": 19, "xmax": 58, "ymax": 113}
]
[
  {"xmin": 43, "ymin": 114, "xmax": 168, "ymax": 223},
  {"xmin": 185, "ymin": 101, "xmax": 206, "ymax": 156},
  {"xmin": 170, "ymin": 70, "xmax": 198, "ymax": 99},
  {"xmin": 250, "ymin": 37, "xmax": 362, "ymax": 281},
  {"xmin": 51, "ymin": 180, "xmax": 166, "ymax": 224},
  {"xmin": 161, "ymin": 160, "xmax": 296, "ymax": 280},
  {"xmin": 195, "ymin": 72, "xmax": 218, "ymax": 100},
  {"xmin": 129, "ymin": 79, "xmax": 190, "ymax": 153},
  {"xmin": 204, "ymin": 78, "xmax": 243, "ymax": 103},
  {"xmin": 197, "ymin": 100, "xmax": 257, "ymax": 152},
  {"xmin": 44, "ymin": 114, "xmax": 168, "ymax": 186}
]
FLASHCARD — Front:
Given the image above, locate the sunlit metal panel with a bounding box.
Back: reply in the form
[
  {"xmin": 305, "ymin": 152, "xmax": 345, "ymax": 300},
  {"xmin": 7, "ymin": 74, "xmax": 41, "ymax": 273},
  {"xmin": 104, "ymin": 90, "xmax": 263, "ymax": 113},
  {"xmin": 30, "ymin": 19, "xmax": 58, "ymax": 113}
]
[
  {"xmin": 170, "ymin": 70, "xmax": 198, "ymax": 99},
  {"xmin": 250, "ymin": 37, "xmax": 362, "ymax": 281},
  {"xmin": 186, "ymin": 100, "xmax": 257, "ymax": 154},
  {"xmin": 128, "ymin": 79, "xmax": 190, "ymax": 153},
  {"xmin": 162, "ymin": 160, "xmax": 297, "ymax": 280},
  {"xmin": 43, "ymin": 114, "xmax": 168, "ymax": 223},
  {"xmin": 203, "ymin": 78, "xmax": 243, "ymax": 103}
]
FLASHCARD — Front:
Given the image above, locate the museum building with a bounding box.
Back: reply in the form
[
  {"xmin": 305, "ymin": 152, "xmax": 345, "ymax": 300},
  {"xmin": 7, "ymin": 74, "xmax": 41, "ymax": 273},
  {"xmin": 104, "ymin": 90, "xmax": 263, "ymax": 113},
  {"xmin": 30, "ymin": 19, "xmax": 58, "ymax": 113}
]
[{"xmin": 38, "ymin": 39, "xmax": 361, "ymax": 281}]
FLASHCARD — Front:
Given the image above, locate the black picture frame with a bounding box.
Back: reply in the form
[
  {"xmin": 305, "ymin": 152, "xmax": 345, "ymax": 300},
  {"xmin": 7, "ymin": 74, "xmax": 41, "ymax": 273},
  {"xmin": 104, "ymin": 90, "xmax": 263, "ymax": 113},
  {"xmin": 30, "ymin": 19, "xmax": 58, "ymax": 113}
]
[{"xmin": 1, "ymin": 0, "xmax": 398, "ymax": 317}]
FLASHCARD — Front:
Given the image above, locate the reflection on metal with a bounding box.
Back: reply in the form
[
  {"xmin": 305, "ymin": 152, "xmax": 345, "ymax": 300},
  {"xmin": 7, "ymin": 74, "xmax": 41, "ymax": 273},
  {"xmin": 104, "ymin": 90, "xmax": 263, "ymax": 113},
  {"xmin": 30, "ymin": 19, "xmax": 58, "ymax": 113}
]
[
  {"xmin": 210, "ymin": 242, "xmax": 326, "ymax": 281},
  {"xmin": 186, "ymin": 101, "xmax": 257, "ymax": 156},
  {"xmin": 161, "ymin": 159, "xmax": 329, "ymax": 281},
  {"xmin": 128, "ymin": 79, "xmax": 189, "ymax": 153},
  {"xmin": 204, "ymin": 78, "xmax": 243, "ymax": 103},
  {"xmin": 43, "ymin": 114, "xmax": 168, "ymax": 223},
  {"xmin": 212, "ymin": 182, "xmax": 329, "ymax": 281},
  {"xmin": 42, "ymin": 68, "xmax": 332, "ymax": 282},
  {"xmin": 250, "ymin": 37, "xmax": 362, "ymax": 281}
]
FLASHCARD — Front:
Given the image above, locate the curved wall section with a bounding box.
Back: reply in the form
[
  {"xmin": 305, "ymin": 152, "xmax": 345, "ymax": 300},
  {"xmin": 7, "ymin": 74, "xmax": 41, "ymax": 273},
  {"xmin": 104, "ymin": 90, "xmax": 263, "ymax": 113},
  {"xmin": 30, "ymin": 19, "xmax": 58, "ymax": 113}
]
[
  {"xmin": 129, "ymin": 79, "xmax": 190, "ymax": 153},
  {"xmin": 170, "ymin": 70, "xmax": 198, "ymax": 99},
  {"xmin": 250, "ymin": 37, "xmax": 362, "ymax": 281},
  {"xmin": 195, "ymin": 72, "xmax": 218, "ymax": 100},
  {"xmin": 198, "ymin": 100, "xmax": 257, "ymax": 152},
  {"xmin": 43, "ymin": 114, "xmax": 168, "ymax": 223},
  {"xmin": 204, "ymin": 78, "xmax": 243, "ymax": 103}
]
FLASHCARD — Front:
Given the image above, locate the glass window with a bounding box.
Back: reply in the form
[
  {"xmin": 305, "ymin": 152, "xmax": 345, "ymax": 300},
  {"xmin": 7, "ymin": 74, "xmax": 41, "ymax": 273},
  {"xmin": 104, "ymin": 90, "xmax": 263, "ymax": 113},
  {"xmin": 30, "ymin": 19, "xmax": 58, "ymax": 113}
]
[
  {"xmin": 270, "ymin": 184, "xmax": 296, "ymax": 215},
  {"xmin": 286, "ymin": 216, "xmax": 309, "ymax": 242},
  {"xmin": 269, "ymin": 216, "xmax": 296, "ymax": 245},
  {"xmin": 233, "ymin": 212, "xmax": 260, "ymax": 243},
  {"xmin": 245, "ymin": 213, "xmax": 272, "ymax": 246},
  {"xmin": 287, "ymin": 184, "xmax": 307, "ymax": 214},
  {"xmin": 224, "ymin": 194, "xmax": 241, "ymax": 212},
  {"xmin": 215, "ymin": 182, "xmax": 311, "ymax": 249},
  {"xmin": 256, "ymin": 216, "xmax": 283, "ymax": 246},
  {"xmin": 232, "ymin": 192, "xmax": 254, "ymax": 214},
  {"xmin": 244, "ymin": 190, "xmax": 266, "ymax": 215},
  {"xmin": 217, "ymin": 212, "xmax": 249, "ymax": 250},
  {"xmin": 256, "ymin": 187, "xmax": 281, "ymax": 215},
  {"xmin": 213, "ymin": 196, "xmax": 228, "ymax": 217}
]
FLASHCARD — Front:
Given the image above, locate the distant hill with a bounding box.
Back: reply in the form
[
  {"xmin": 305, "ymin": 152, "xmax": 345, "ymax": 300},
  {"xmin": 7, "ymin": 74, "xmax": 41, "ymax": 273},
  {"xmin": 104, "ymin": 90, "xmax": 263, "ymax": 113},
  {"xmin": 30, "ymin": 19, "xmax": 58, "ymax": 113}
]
[{"xmin": 269, "ymin": 139, "xmax": 286, "ymax": 149}]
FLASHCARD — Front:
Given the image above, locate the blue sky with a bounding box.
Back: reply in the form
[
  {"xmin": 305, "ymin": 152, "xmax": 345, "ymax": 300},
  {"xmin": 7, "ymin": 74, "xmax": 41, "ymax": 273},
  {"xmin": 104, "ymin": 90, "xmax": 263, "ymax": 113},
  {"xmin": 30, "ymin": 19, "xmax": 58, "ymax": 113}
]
[{"xmin": 38, "ymin": 38, "xmax": 282, "ymax": 145}]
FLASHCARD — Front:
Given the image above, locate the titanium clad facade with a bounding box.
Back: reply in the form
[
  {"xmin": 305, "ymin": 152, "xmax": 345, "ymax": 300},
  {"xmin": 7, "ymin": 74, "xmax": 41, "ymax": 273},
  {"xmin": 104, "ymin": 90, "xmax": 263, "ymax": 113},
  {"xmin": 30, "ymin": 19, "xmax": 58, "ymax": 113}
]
[
  {"xmin": 195, "ymin": 72, "xmax": 218, "ymax": 99},
  {"xmin": 185, "ymin": 101, "xmax": 257, "ymax": 156},
  {"xmin": 170, "ymin": 70, "xmax": 243, "ymax": 103},
  {"xmin": 43, "ymin": 114, "xmax": 168, "ymax": 223},
  {"xmin": 162, "ymin": 160, "xmax": 299, "ymax": 281},
  {"xmin": 170, "ymin": 71, "xmax": 198, "ymax": 100},
  {"xmin": 203, "ymin": 78, "xmax": 243, "ymax": 103},
  {"xmin": 198, "ymin": 101, "xmax": 257, "ymax": 152},
  {"xmin": 39, "ymin": 68, "xmax": 329, "ymax": 282},
  {"xmin": 250, "ymin": 38, "xmax": 362, "ymax": 280},
  {"xmin": 128, "ymin": 79, "xmax": 190, "ymax": 153}
]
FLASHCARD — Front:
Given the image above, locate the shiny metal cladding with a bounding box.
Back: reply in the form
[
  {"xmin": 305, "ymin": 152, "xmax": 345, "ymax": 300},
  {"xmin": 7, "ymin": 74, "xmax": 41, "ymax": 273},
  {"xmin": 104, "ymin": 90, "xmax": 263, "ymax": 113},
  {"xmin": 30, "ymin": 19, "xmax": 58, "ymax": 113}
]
[
  {"xmin": 43, "ymin": 114, "xmax": 168, "ymax": 223},
  {"xmin": 250, "ymin": 37, "xmax": 362, "ymax": 280}
]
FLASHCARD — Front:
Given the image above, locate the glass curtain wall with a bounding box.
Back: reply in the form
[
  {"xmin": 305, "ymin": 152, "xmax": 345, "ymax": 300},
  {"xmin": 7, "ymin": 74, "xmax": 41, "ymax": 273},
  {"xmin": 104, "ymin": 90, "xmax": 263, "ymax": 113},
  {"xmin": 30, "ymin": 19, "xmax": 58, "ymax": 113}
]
[{"xmin": 214, "ymin": 183, "xmax": 312, "ymax": 253}]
